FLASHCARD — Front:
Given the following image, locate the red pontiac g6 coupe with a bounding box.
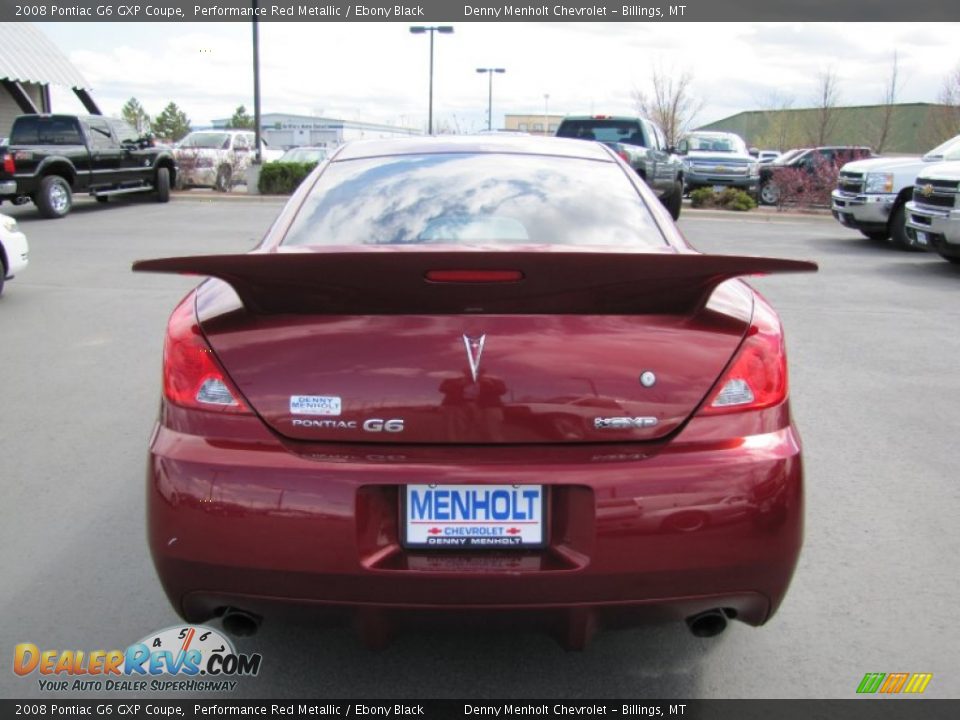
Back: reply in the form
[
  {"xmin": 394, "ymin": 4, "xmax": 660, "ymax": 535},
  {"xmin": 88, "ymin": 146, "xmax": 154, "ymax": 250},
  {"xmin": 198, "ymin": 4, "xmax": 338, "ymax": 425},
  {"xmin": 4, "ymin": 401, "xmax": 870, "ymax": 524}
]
[{"xmin": 135, "ymin": 135, "xmax": 816, "ymax": 648}]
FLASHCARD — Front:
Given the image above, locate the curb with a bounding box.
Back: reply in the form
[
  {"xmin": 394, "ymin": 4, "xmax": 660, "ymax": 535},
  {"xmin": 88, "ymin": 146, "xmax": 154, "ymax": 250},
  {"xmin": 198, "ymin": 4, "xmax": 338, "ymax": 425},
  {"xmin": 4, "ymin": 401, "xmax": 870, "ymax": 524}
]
[
  {"xmin": 682, "ymin": 206, "xmax": 834, "ymax": 222},
  {"xmin": 172, "ymin": 191, "xmax": 287, "ymax": 204}
]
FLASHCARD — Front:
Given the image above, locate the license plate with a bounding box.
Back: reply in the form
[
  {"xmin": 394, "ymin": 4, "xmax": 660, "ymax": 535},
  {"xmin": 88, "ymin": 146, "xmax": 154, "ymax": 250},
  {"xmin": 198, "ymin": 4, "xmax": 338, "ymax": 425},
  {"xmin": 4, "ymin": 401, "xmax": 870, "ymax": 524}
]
[
  {"xmin": 404, "ymin": 484, "xmax": 545, "ymax": 549},
  {"xmin": 914, "ymin": 230, "xmax": 929, "ymax": 246},
  {"xmin": 712, "ymin": 185, "xmax": 725, "ymax": 193}
]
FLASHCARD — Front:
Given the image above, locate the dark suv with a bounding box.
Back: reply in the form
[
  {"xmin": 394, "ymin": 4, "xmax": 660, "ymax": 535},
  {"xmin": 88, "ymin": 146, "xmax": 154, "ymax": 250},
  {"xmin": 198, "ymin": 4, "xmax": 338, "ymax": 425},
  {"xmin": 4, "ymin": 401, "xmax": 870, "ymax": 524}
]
[{"xmin": 759, "ymin": 146, "xmax": 873, "ymax": 205}]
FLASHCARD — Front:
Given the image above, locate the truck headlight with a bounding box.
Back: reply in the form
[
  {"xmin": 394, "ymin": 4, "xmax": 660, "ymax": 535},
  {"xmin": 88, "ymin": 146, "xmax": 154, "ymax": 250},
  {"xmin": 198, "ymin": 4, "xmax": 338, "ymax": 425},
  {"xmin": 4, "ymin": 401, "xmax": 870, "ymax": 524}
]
[
  {"xmin": 748, "ymin": 162, "xmax": 760, "ymax": 177},
  {"xmin": 865, "ymin": 173, "xmax": 894, "ymax": 193}
]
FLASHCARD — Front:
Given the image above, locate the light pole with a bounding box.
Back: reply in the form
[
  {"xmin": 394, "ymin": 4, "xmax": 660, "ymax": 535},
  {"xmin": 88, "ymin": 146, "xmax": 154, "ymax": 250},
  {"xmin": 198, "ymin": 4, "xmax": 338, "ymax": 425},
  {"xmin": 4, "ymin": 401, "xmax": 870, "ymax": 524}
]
[
  {"xmin": 476, "ymin": 67, "xmax": 505, "ymax": 131},
  {"xmin": 409, "ymin": 25, "xmax": 454, "ymax": 135},
  {"xmin": 543, "ymin": 93, "xmax": 550, "ymax": 136}
]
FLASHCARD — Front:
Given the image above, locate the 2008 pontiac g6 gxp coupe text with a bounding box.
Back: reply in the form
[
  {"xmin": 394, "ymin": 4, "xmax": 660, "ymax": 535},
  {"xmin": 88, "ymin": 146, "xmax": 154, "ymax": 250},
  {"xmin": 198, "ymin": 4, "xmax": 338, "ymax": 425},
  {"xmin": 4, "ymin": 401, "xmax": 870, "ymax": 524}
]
[{"xmin": 135, "ymin": 136, "xmax": 816, "ymax": 648}]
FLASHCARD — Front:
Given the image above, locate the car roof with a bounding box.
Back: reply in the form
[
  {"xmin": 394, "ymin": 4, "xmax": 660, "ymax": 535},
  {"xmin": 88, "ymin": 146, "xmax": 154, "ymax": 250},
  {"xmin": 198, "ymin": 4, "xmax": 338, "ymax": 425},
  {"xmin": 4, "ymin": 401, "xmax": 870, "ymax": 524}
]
[{"xmin": 334, "ymin": 135, "xmax": 614, "ymax": 162}]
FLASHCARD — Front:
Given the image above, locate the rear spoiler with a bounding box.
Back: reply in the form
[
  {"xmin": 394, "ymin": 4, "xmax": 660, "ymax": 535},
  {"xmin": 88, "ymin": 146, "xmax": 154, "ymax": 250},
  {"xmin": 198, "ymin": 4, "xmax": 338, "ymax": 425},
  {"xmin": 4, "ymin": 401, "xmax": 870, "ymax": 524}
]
[{"xmin": 132, "ymin": 251, "xmax": 817, "ymax": 315}]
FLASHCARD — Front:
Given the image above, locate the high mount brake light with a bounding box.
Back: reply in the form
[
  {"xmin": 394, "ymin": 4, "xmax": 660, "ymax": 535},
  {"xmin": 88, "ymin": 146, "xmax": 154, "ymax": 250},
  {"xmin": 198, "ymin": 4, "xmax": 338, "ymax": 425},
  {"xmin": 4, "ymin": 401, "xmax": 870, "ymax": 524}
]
[
  {"xmin": 162, "ymin": 297, "xmax": 251, "ymax": 413},
  {"xmin": 699, "ymin": 300, "xmax": 787, "ymax": 415},
  {"xmin": 425, "ymin": 270, "xmax": 524, "ymax": 283}
]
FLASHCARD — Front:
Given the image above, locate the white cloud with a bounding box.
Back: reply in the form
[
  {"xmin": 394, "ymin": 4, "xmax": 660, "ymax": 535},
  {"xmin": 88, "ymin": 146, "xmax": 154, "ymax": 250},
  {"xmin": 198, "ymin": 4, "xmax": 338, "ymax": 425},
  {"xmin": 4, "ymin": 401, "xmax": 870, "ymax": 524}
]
[{"xmin": 39, "ymin": 21, "xmax": 960, "ymax": 132}]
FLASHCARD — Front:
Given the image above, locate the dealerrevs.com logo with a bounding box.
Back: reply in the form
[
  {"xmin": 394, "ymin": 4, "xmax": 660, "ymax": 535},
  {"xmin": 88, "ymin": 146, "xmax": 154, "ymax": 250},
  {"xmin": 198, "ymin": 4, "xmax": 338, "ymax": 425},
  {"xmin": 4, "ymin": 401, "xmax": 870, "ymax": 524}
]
[{"xmin": 13, "ymin": 625, "xmax": 262, "ymax": 693}]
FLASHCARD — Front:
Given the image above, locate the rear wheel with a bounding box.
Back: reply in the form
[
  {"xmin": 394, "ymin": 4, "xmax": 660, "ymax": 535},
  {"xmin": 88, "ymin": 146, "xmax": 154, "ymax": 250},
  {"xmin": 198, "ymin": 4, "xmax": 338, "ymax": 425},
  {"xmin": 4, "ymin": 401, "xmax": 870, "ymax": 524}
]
[
  {"xmin": 36, "ymin": 175, "xmax": 72, "ymax": 218},
  {"xmin": 156, "ymin": 167, "xmax": 171, "ymax": 203},
  {"xmin": 662, "ymin": 181, "xmax": 683, "ymax": 221},
  {"xmin": 215, "ymin": 166, "xmax": 232, "ymax": 192}
]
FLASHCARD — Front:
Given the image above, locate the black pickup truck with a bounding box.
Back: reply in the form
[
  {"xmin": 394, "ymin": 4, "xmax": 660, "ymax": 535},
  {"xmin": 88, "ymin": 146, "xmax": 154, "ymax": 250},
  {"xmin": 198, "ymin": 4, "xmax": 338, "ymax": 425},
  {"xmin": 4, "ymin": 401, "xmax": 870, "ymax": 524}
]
[{"xmin": 0, "ymin": 114, "xmax": 177, "ymax": 219}]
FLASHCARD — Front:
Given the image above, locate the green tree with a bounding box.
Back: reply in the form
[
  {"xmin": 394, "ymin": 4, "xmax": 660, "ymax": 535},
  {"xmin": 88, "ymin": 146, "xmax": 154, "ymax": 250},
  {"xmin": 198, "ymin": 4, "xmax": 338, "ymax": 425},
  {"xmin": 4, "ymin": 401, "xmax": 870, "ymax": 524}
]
[
  {"xmin": 228, "ymin": 105, "xmax": 254, "ymax": 129},
  {"xmin": 120, "ymin": 97, "xmax": 150, "ymax": 134},
  {"xmin": 151, "ymin": 102, "xmax": 191, "ymax": 142}
]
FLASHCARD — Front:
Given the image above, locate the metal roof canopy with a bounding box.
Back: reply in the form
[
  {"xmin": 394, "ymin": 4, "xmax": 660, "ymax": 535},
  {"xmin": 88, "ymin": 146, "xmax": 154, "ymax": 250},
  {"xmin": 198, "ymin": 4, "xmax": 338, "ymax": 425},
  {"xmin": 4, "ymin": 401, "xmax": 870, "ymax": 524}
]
[{"xmin": 0, "ymin": 23, "xmax": 99, "ymax": 115}]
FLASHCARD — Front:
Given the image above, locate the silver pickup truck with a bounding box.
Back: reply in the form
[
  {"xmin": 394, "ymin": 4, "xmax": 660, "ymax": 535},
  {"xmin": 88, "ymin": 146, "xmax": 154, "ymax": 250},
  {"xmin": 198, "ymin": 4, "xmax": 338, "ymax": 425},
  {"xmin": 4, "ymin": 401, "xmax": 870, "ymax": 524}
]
[
  {"xmin": 905, "ymin": 161, "xmax": 960, "ymax": 264},
  {"xmin": 555, "ymin": 115, "xmax": 684, "ymax": 220},
  {"xmin": 831, "ymin": 134, "xmax": 960, "ymax": 248}
]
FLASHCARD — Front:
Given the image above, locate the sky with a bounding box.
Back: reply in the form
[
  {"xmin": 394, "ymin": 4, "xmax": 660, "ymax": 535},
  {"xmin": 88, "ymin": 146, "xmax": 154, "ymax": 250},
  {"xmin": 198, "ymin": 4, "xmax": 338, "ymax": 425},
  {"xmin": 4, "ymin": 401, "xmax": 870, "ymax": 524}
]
[{"xmin": 39, "ymin": 21, "xmax": 960, "ymax": 134}]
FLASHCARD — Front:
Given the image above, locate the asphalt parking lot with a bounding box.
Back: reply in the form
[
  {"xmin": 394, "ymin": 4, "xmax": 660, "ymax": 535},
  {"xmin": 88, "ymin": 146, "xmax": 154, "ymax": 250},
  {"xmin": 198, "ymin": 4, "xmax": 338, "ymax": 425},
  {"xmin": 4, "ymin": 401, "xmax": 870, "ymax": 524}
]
[{"xmin": 1, "ymin": 194, "xmax": 958, "ymax": 699}]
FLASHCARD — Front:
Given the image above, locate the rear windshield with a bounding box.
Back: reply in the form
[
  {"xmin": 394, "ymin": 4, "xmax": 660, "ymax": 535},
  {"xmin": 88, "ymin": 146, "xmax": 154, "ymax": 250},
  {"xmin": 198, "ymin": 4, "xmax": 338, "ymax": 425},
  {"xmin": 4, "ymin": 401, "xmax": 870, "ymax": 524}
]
[
  {"xmin": 10, "ymin": 116, "xmax": 83, "ymax": 145},
  {"xmin": 179, "ymin": 132, "xmax": 231, "ymax": 149},
  {"xmin": 556, "ymin": 120, "xmax": 646, "ymax": 147},
  {"xmin": 282, "ymin": 153, "xmax": 665, "ymax": 248}
]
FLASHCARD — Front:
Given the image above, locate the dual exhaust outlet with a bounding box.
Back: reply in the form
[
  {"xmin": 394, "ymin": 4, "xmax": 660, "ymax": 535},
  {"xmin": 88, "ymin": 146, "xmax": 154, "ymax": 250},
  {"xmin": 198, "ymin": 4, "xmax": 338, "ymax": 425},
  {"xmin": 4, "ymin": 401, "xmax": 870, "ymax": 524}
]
[{"xmin": 215, "ymin": 607, "xmax": 731, "ymax": 640}]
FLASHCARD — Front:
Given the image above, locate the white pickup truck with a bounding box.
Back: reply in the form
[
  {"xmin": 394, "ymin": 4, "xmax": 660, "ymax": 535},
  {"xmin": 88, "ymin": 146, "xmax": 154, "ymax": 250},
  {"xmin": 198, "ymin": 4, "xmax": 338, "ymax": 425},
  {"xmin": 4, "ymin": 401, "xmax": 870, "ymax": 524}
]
[
  {"xmin": 831, "ymin": 134, "xmax": 960, "ymax": 248},
  {"xmin": 905, "ymin": 162, "xmax": 960, "ymax": 264}
]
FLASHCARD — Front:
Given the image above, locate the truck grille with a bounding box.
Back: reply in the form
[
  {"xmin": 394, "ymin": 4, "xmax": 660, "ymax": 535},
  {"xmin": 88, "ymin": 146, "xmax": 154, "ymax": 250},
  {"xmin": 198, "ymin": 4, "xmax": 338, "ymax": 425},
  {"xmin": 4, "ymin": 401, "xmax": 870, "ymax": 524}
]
[
  {"xmin": 838, "ymin": 172, "xmax": 864, "ymax": 194},
  {"xmin": 913, "ymin": 183, "xmax": 957, "ymax": 209},
  {"xmin": 690, "ymin": 163, "xmax": 748, "ymax": 176}
]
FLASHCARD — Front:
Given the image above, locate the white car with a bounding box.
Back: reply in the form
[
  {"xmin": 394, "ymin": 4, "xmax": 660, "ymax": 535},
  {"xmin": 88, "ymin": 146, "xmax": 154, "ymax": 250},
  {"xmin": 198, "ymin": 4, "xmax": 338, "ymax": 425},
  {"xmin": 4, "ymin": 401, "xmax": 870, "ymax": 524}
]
[
  {"xmin": 174, "ymin": 130, "xmax": 284, "ymax": 191},
  {"xmin": 0, "ymin": 213, "xmax": 29, "ymax": 296}
]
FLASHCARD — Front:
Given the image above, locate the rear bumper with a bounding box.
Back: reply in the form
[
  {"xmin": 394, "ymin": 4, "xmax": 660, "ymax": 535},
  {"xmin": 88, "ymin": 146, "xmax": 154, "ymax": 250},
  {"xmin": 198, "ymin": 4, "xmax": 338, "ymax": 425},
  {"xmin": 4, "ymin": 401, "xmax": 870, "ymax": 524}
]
[
  {"xmin": 831, "ymin": 190, "xmax": 896, "ymax": 229},
  {"xmin": 148, "ymin": 405, "xmax": 804, "ymax": 635},
  {"xmin": 0, "ymin": 180, "xmax": 16, "ymax": 195},
  {"xmin": 1, "ymin": 226, "xmax": 29, "ymax": 277}
]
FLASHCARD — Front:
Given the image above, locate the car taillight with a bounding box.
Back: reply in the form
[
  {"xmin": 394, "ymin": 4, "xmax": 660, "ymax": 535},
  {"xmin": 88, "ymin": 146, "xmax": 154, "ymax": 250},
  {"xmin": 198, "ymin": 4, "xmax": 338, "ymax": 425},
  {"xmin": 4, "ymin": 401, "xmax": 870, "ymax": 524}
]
[
  {"xmin": 617, "ymin": 150, "xmax": 630, "ymax": 162},
  {"xmin": 3, "ymin": 154, "xmax": 14, "ymax": 173},
  {"xmin": 162, "ymin": 296, "xmax": 251, "ymax": 413},
  {"xmin": 699, "ymin": 300, "xmax": 787, "ymax": 415}
]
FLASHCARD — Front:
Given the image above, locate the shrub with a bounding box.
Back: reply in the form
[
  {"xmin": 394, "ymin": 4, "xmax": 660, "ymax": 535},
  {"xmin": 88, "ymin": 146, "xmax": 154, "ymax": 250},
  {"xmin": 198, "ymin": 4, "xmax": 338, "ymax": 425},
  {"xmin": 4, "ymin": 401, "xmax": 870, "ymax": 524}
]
[
  {"xmin": 258, "ymin": 161, "xmax": 318, "ymax": 194},
  {"xmin": 689, "ymin": 187, "xmax": 756, "ymax": 211},
  {"xmin": 768, "ymin": 154, "xmax": 842, "ymax": 209}
]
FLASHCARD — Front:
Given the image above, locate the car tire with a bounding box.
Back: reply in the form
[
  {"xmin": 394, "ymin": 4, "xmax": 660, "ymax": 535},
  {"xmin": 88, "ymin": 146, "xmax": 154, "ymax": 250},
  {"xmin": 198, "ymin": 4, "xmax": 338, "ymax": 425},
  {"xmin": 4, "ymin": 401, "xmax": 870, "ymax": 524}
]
[
  {"xmin": 663, "ymin": 181, "xmax": 683, "ymax": 221},
  {"xmin": 0, "ymin": 258, "xmax": 6, "ymax": 296},
  {"xmin": 156, "ymin": 167, "xmax": 171, "ymax": 203},
  {"xmin": 859, "ymin": 229, "xmax": 888, "ymax": 241},
  {"xmin": 215, "ymin": 166, "xmax": 232, "ymax": 193},
  {"xmin": 940, "ymin": 254, "xmax": 960, "ymax": 265},
  {"xmin": 888, "ymin": 204, "xmax": 916, "ymax": 250},
  {"xmin": 759, "ymin": 182, "xmax": 780, "ymax": 206},
  {"xmin": 36, "ymin": 175, "xmax": 72, "ymax": 219}
]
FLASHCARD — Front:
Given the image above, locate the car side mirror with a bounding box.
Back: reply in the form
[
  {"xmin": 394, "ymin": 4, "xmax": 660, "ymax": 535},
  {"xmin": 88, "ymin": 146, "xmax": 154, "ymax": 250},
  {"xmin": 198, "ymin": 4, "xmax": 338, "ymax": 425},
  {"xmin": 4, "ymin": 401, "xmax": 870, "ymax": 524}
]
[{"xmin": 748, "ymin": 147, "xmax": 759, "ymax": 158}]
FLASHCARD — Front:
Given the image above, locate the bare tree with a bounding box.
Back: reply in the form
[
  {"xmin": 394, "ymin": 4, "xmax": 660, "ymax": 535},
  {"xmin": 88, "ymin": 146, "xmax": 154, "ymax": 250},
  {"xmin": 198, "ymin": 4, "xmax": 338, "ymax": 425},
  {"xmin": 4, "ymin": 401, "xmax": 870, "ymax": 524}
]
[
  {"xmin": 873, "ymin": 52, "xmax": 900, "ymax": 153},
  {"xmin": 633, "ymin": 63, "xmax": 704, "ymax": 147},
  {"xmin": 753, "ymin": 91, "xmax": 798, "ymax": 150},
  {"xmin": 932, "ymin": 62, "xmax": 960, "ymax": 142},
  {"xmin": 808, "ymin": 67, "xmax": 841, "ymax": 146}
]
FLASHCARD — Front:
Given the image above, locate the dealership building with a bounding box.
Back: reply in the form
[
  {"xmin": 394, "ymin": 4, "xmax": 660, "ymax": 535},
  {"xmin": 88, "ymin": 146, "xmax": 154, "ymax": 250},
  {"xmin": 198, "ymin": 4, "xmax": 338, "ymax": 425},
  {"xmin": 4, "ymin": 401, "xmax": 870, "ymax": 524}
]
[
  {"xmin": 211, "ymin": 112, "xmax": 421, "ymax": 149},
  {"xmin": 0, "ymin": 23, "xmax": 101, "ymax": 136}
]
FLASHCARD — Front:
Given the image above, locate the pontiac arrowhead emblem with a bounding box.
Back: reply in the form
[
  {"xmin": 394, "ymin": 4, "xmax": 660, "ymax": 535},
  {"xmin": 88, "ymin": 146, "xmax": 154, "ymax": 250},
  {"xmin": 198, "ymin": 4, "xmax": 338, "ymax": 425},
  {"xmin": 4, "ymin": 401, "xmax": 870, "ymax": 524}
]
[{"xmin": 462, "ymin": 334, "xmax": 486, "ymax": 383}]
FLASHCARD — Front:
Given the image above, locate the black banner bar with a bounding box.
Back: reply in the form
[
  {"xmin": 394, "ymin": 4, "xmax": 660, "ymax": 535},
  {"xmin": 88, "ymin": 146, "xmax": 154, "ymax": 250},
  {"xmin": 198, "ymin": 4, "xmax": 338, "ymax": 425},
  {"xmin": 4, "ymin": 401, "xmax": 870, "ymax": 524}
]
[
  {"xmin": 1, "ymin": 700, "xmax": 958, "ymax": 720},
  {"xmin": 4, "ymin": 0, "xmax": 960, "ymax": 23}
]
